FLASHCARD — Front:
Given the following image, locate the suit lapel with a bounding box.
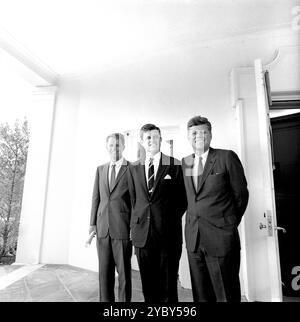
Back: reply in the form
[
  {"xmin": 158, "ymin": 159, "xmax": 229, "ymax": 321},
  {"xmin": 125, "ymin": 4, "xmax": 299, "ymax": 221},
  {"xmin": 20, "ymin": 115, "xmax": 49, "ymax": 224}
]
[
  {"xmin": 103, "ymin": 163, "xmax": 110, "ymax": 195},
  {"xmin": 184, "ymin": 154, "xmax": 197, "ymax": 194},
  {"xmin": 196, "ymin": 148, "xmax": 216, "ymax": 194},
  {"xmin": 138, "ymin": 160, "xmax": 149, "ymax": 196},
  {"xmin": 151, "ymin": 153, "xmax": 168, "ymax": 197}
]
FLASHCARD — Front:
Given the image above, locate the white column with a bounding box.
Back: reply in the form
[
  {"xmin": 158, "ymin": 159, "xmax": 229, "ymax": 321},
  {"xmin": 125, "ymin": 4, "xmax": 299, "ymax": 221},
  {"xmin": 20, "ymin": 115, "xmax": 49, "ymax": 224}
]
[{"xmin": 15, "ymin": 86, "xmax": 57, "ymax": 264}]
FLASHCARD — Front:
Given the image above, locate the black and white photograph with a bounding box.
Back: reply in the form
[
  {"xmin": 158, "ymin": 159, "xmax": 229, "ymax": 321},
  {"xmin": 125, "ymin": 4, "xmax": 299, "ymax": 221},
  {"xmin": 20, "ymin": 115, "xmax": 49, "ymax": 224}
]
[{"xmin": 0, "ymin": 0, "xmax": 299, "ymax": 311}]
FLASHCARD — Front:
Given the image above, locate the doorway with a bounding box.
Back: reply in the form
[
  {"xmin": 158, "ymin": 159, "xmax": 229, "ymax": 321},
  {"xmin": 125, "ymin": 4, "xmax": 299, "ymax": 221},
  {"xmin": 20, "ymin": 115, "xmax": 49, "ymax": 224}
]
[
  {"xmin": 270, "ymin": 112, "xmax": 300, "ymax": 299},
  {"xmin": 0, "ymin": 70, "xmax": 33, "ymax": 266}
]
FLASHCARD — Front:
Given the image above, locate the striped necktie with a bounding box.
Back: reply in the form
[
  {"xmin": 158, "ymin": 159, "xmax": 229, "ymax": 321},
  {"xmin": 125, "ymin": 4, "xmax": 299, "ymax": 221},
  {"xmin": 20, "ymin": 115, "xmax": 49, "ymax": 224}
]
[{"xmin": 148, "ymin": 158, "xmax": 154, "ymax": 194}]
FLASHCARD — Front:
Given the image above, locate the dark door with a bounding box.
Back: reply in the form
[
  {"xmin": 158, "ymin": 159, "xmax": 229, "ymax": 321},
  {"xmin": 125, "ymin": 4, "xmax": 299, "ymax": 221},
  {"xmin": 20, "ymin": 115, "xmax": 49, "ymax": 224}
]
[{"xmin": 271, "ymin": 112, "xmax": 300, "ymax": 297}]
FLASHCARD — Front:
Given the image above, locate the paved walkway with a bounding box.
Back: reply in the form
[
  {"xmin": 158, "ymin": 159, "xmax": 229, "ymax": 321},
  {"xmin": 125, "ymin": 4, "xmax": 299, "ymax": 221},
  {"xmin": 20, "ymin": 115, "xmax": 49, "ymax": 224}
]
[
  {"xmin": 0, "ymin": 264, "xmax": 193, "ymax": 302},
  {"xmin": 3, "ymin": 264, "xmax": 297, "ymax": 302}
]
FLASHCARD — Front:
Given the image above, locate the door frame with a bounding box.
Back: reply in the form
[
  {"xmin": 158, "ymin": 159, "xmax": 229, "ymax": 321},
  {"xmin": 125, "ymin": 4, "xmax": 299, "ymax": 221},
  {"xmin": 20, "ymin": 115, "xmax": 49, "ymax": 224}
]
[
  {"xmin": 230, "ymin": 62, "xmax": 282, "ymax": 302},
  {"xmin": 254, "ymin": 58, "xmax": 283, "ymax": 301}
]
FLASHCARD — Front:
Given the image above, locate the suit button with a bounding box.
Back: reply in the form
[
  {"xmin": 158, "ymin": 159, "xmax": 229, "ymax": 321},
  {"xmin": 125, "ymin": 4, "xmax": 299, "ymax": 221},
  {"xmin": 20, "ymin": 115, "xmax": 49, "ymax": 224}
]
[{"xmin": 147, "ymin": 216, "xmax": 150, "ymax": 220}]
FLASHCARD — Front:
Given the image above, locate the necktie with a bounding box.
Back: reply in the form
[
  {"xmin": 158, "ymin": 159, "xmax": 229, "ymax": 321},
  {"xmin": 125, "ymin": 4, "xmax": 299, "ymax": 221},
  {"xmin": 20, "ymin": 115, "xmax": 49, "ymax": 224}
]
[
  {"xmin": 194, "ymin": 156, "xmax": 203, "ymax": 190},
  {"xmin": 110, "ymin": 164, "xmax": 116, "ymax": 191},
  {"xmin": 148, "ymin": 158, "xmax": 154, "ymax": 194}
]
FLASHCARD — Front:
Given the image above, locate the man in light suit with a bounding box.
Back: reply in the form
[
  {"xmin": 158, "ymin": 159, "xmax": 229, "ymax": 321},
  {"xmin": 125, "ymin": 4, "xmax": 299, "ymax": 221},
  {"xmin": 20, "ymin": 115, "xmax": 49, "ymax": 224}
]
[
  {"xmin": 89, "ymin": 133, "xmax": 132, "ymax": 302},
  {"xmin": 182, "ymin": 116, "xmax": 249, "ymax": 302},
  {"xmin": 127, "ymin": 124, "xmax": 187, "ymax": 302}
]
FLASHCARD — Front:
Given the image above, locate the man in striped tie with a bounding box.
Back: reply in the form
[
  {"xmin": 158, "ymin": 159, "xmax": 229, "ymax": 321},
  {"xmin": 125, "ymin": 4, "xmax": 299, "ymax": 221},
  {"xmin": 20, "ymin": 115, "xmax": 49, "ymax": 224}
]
[{"xmin": 127, "ymin": 124, "xmax": 187, "ymax": 302}]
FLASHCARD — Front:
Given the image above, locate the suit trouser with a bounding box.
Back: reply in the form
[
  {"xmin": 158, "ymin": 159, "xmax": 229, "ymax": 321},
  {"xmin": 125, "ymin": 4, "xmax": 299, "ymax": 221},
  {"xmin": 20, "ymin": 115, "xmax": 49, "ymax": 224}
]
[
  {"xmin": 135, "ymin": 241, "xmax": 167, "ymax": 303},
  {"xmin": 187, "ymin": 234, "xmax": 241, "ymax": 302},
  {"xmin": 135, "ymin": 239, "xmax": 181, "ymax": 303},
  {"xmin": 166, "ymin": 245, "xmax": 182, "ymax": 302},
  {"xmin": 96, "ymin": 235, "xmax": 132, "ymax": 302}
]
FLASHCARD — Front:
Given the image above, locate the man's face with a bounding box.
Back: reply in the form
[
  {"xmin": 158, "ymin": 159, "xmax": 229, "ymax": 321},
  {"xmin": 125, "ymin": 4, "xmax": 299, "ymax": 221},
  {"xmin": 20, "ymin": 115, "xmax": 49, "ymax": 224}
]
[
  {"xmin": 106, "ymin": 136, "xmax": 125, "ymax": 162},
  {"xmin": 141, "ymin": 130, "xmax": 162, "ymax": 156},
  {"xmin": 187, "ymin": 124, "xmax": 212, "ymax": 154}
]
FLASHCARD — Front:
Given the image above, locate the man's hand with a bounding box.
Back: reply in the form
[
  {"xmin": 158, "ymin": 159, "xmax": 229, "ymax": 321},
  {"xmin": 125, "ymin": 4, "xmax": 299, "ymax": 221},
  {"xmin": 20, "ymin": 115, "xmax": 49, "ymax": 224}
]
[
  {"xmin": 89, "ymin": 225, "xmax": 96, "ymax": 235},
  {"xmin": 86, "ymin": 225, "xmax": 96, "ymax": 247}
]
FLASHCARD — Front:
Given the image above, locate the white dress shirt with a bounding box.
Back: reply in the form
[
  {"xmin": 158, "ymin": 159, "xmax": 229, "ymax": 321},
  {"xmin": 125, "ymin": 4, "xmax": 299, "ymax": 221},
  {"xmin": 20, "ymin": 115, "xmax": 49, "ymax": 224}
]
[
  {"xmin": 108, "ymin": 157, "xmax": 124, "ymax": 185},
  {"xmin": 145, "ymin": 152, "xmax": 161, "ymax": 182}
]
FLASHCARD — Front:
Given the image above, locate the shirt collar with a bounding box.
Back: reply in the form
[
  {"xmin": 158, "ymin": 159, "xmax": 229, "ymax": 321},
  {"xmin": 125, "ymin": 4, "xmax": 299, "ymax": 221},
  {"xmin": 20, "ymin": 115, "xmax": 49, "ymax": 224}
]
[
  {"xmin": 146, "ymin": 152, "xmax": 161, "ymax": 164},
  {"xmin": 195, "ymin": 148, "xmax": 209, "ymax": 162},
  {"xmin": 110, "ymin": 157, "xmax": 124, "ymax": 167}
]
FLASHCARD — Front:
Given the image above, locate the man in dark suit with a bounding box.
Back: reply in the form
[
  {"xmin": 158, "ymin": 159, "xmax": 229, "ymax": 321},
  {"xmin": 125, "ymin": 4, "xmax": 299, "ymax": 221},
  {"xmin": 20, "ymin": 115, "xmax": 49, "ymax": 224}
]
[
  {"xmin": 89, "ymin": 133, "xmax": 132, "ymax": 302},
  {"xmin": 127, "ymin": 124, "xmax": 187, "ymax": 302},
  {"xmin": 182, "ymin": 116, "xmax": 249, "ymax": 302}
]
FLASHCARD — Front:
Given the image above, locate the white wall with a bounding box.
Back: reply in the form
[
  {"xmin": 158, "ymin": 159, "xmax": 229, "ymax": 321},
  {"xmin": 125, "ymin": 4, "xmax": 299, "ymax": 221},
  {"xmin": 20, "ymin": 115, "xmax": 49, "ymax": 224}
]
[{"xmin": 36, "ymin": 27, "xmax": 299, "ymax": 285}]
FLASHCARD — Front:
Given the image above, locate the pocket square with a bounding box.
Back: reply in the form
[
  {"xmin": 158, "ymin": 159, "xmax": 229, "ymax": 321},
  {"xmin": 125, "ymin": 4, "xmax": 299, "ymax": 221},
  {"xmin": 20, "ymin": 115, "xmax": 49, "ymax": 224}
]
[{"xmin": 164, "ymin": 174, "xmax": 172, "ymax": 179}]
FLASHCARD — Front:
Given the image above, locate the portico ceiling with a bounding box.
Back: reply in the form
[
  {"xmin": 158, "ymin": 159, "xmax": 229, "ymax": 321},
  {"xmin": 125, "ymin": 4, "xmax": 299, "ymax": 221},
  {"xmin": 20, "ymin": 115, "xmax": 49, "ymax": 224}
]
[{"xmin": 0, "ymin": 0, "xmax": 298, "ymax": 79}]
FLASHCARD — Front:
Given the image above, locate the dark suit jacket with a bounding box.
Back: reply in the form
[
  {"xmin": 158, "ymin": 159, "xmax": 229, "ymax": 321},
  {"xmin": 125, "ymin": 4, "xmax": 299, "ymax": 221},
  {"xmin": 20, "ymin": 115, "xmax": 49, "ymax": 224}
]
[
  {"xmin": 127, "ymin": 153, "xmax": 187, "ymax": 249},
  {"xmin": 90, "ymin": 160, "xmax": 131, "ymax": 239},
  {"xmin": 182, "ymin": 148, "xmax": 249, "ymax": 256}
]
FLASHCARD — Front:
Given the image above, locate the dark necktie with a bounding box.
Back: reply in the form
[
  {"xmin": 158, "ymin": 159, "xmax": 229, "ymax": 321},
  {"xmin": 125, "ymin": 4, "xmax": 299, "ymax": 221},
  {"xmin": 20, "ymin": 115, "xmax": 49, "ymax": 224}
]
[
  {"xmin": 110, "ymin": 164, "xmax": 116, "ymax": 192},
  {"xmin": 148, "ymin": 158, "xmax": 154, "ymax": 194},
  {"xmin": 194, "ymin": 156, "xmax": 204, "ymax": 190}
]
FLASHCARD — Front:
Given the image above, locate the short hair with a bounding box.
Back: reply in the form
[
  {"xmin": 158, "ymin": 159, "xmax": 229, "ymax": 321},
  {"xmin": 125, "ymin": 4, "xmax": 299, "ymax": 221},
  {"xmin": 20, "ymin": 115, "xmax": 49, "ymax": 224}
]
[
  {"xmin": 187, "ymin": 116, "xmax": 212, "ymax": 132},
  {"xmin": 139, "ymin": 123, "xmax": 161, "ymax": 140},
  {"xmin": 106, "ymin": 133, "xmax": 125, "ymax": 146}
]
